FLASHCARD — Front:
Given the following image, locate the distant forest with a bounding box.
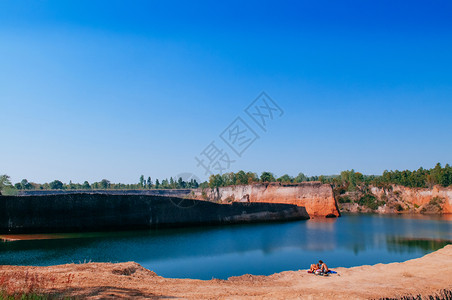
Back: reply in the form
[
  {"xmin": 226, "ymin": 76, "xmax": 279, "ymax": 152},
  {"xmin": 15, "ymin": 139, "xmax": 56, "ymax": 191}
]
[
  {"xmin": 206, "ymin": 163, "xmax": 452, "ymax": 189},
  {"xmin": 0, "ymin": 163, "xmax": 451, "ymax": 195},
  {"xmin": 0, "ymin": 175, "xmax": 200, "ymax": 195}
]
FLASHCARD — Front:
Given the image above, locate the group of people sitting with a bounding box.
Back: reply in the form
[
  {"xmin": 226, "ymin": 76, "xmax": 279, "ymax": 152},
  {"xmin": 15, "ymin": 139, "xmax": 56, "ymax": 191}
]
[{"xmin": 309, "ymin": 260, "xmax": 329, "ymax": 275}]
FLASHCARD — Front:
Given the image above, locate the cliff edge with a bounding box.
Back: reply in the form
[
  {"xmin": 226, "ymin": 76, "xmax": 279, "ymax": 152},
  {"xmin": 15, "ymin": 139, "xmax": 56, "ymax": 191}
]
[{"xmin": 192, "ymin": 182, "xmax": 340, "ymax": 218}]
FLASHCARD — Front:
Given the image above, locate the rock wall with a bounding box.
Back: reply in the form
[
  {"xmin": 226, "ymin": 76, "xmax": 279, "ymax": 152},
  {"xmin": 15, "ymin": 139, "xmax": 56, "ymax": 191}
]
[
  {"xmin": 192, "ymin": 182, "xmax": 340, "ymax": 218},
  {"xmin": 370, "ymin": 185, "xmax": 452, "ymax": 214},
  {"xmin": 337, "ymin": 185, "xmax": 452, "ymax": 214},
  {"xmin": 0, "ymin": 194, "xmax": 309, "ymax": 234}
]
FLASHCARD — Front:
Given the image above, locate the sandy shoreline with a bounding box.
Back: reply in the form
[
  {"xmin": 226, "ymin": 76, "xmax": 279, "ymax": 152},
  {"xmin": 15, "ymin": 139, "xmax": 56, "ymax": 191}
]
[{"xmin": 1, "ymin": 245, "xmax": 451, "ymax": 299}]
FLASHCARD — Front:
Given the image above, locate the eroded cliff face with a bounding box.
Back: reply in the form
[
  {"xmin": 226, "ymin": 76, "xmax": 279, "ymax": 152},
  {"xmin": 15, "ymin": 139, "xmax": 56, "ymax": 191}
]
[
  {"xmin": 372, "ymin": 185, "xmax": 452, "ymax": 214},
  {"xmin": 192, "ymin": 182, "xmax": 340, "ymax": 218},
  {"xmin": 339, "ymin": 185, "xmax": 452, "ymax": 214}
]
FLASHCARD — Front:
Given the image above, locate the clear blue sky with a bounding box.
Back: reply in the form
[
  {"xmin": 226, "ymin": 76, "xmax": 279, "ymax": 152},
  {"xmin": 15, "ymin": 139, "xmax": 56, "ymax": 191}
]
[{"xmin": 1, "ymin": 0, "xmax": 451, "ymax": 184}]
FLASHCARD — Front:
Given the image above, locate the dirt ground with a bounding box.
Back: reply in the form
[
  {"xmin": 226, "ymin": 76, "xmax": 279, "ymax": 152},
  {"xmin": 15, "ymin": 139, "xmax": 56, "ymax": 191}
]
[{"xmin": 1, "ymin": 245, "xmax": 451, "ymax": 299}]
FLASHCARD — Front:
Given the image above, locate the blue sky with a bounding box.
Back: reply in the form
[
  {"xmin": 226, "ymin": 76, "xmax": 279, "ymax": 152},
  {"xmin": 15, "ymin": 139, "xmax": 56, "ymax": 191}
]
[{"xmin": 1, "ymin": 0, "xmax": 451, "ymax": 184}]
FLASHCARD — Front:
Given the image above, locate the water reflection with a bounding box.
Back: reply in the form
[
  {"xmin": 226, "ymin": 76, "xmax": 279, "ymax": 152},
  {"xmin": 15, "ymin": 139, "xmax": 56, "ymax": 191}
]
[
  {"xmin": 0, "ymin": 214, "xmax": 451, "ymax": 279},
  {"xmin": 386, "ymin": 237, "xmax": 451, "ymax": 254},
  {"xmin": 304, "ymin": 218, "xmax": 337, "ymax": 251}
]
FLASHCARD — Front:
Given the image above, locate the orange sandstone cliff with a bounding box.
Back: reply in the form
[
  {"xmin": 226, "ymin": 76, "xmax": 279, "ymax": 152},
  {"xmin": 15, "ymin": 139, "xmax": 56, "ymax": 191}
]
[
  {"xmin": 336, "ymin": 184, "xmax": 452, "ymax": 214},
  {"xmin": 192, "ymin": 182, "xmax": 340, "ymax": 218},
  {"xmin": 371, "ymin": 185, "xmax": 452, "ymax": 214}
]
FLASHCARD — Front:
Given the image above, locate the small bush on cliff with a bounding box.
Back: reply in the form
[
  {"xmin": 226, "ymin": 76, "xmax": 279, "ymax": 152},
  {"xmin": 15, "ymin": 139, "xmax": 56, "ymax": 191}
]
[
  {"xmin": 428, "ymin": 197, "xmax": 445, "ymax": 210},
  {"xmin": 338, "ymin": 195, "xmax": 352, "ymax": 203},
  {"xmin": 358, "ymin": 194, "xmax": 384, "ymax": 210}
]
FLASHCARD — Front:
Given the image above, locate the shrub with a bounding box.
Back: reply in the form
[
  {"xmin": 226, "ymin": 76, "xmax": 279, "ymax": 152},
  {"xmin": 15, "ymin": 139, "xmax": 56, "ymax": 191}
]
[
  {"xmin": 358, "ymin": 194, "xmax": 384, "ymax": 210},
  {"xmin": 429, "ymin": 196, "xmax": 445, "ymax": 206},
  {"xmin": 338, "ymin": 195, "xmax": 352, "ymax": 203}
]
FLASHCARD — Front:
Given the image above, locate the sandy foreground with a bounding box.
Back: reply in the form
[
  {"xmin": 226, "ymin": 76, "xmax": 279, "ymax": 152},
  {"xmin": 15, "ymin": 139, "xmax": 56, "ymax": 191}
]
[{"xmin": 1, "ymin": 245, "xmax": 451, "ymax": 299}]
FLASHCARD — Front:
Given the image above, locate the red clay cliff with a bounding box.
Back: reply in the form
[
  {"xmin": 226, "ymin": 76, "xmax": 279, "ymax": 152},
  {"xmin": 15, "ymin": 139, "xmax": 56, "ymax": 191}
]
[{"xmin": 193, "ymin": 182, "xmax": 340, "ymax": 218}]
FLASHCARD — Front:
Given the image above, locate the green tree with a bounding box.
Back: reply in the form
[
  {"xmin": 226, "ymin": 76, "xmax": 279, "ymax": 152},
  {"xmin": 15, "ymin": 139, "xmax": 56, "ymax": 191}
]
[
  {"xmin": 260, "ymin": 172, "xmax": 276, "ymax": 183},
  {"xmin": 82, "ymin": 181, "xmax": 91, "ymax": 189},
  {"xmin": 68, "ymin": 180, "xmax": 76, "ymax": 189},
  {"xmin": 190, "ymin": 179, "xmax": 199, "ymax": 188},
  {"xmin": 49, "ymin": 180, "xmax": 64, "ymax": 190},
  {"xmin": 155, "ymin": 179, "xmax": 160, "ymax": 189},
  {"xmin": 224, "ymin": 172, "xmax": 237, "ymax": 186},
  {"xmin": 294, "ymin": 172, "xmax": 307, "ymax": 183},
  {"xmin": 277, "ymin": 174, "xmax": 293, "ymax": 183},
  {"xmin": 99, "ymin": 179, "xmax": 110, "ymax": 189},
  {"xmin": 236, "ymin": 170, "xmax": 248, "ymax": 185},
  {"xmin": 208, "ymin": 174, "xmax": 223, "ymax": 188},
  {"xmin": 0, "ymin": 174, "xmax": 12, "ymax": 195},
  {"xmin": 442, "ymin": 164, "xmax": 452, "ymax": 187},
  {"xmin": 169, "ymin": 177, "xmax": 175, "ymax": 188},
  {"xmin": 161, "ymin": 179, "xmax": 169, "ymax": 188},
  {"xmin": 177, "ymin": 177, "xmax": 185, "ymax": 188},
  {"xmin": 199, "ymin": 181, "xmax": 209, "ymax": 189},
  {"xmin": 20, "ymin": 179, "xmax": 33, "ymax": 190},
  {"xmin": 246, "ymin": 172, "xmax": 259, "ymax": 184},
  {"xmin": 431, "ymin": 163, "xmax": 442, "ymax": 185},
  {"xmin": 147, "ymin": 176, "xmax": 152, "ymax": 189},
  {"xmin": 139, "ymin": 175, "xmax": 145, "ymax": 188}
]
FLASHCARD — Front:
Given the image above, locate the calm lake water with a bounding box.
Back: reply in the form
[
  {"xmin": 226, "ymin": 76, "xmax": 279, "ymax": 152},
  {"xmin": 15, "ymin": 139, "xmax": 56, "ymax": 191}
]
[{"xmin": 1, "ymin": 214, "xmax": 451, "ymax": 280}]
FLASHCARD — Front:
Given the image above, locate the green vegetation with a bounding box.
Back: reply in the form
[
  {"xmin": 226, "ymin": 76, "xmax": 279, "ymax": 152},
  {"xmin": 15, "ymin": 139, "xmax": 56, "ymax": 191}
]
[
  {"xmin": 316, "ymin": 163, "xmax": 452, "ymax": 190},
  {"xmin": 1, "ymin": 163, "xmax": 451, "ymax": 194},
  {"xmin": 427, "ymin": 196, "xmax": 445, "ymax": 211},
  {"xmin": 206, "ymin": 163, "xmax": 452, "ymax": 189},
  {"xmin": 3, "ymin": 175, "xmax": 199, "ymax": 192},
  {"xmin": 0, "ymin": 175, "xmax": 12, "ymax": 195},
  {"xmin": 337, "ymin": 195, "xmax": 352, "ymax": 203},
  {"xmin": 357, "ymin": 194, "xmax": 384, "ymax": 210},
  {"xmin": 207, "ymin": 171, "xmax": 320, "ymax": 188},
  {"xmin": 325, "ymin": 163, "xmax": 452, "ymax": 189}
]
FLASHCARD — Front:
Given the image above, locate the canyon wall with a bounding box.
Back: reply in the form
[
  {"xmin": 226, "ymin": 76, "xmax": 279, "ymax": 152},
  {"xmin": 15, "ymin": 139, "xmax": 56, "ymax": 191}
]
[
  {"xmin": 0, "ymin": 194, "xmax": 309, "ymax": 234},
  {"xmin": 192, "ymin": 182, "xmax": 340, "ymax": 218},
  {"xmin": 371, "ymin": 185, "xmax": 452, "ymax": 214},
  {"xmin": 338, "ymin": 185, "xmax": 452, "ymax": 214}
]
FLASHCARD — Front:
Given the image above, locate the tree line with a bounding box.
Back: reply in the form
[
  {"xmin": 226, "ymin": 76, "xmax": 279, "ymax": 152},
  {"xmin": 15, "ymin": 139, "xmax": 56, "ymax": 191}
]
[
  {"xmin": 208, "ymin": 171, "xmax": 320, "ymax": 188},
  {"xmin": 207, "ymin": 163, "xmax": 452, "ymax": 189},
  {"xmin": 319, "ymin": 163, "xmax": 452, "ymax": 190},
  {"xmin": 0, "ymin": 175, "xmax": 199, "ymax": 194},
  {"xmin": 1, "ymin": 163, "xmax": 451, "ymax": 195}
]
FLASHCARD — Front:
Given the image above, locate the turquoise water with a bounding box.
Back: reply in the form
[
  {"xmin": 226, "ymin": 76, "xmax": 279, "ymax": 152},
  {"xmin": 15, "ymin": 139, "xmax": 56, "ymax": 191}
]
[{"xmin": 1, "ymin": 214, "xmax": 451, "ymax": 280}]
